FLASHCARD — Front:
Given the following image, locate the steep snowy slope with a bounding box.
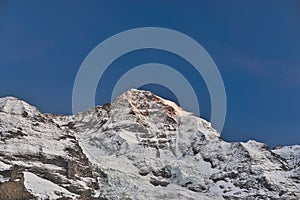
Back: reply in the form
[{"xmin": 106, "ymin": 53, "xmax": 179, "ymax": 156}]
[
  {"xmin": 0, "ymin": 97, "xmax": 101, "ymax": 199},
  {"xmin": 0, "ymin": 90, "xmax": 299, "ymax": 199}
]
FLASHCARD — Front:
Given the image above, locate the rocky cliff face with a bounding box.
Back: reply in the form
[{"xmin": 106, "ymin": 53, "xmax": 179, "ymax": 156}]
[{"xmin": 0, "ymin": 89, "xmax": 299, "ymax": 199}]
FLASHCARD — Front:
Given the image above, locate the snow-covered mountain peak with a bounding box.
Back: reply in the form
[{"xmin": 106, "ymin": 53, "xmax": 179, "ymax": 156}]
[
  {"xmin": 0, "ymin": 96, "xmax": 40, "ymax": 117},
  {"xmin": 0, "ymin": 90, "xmax": 299, "ymax": 199},
  {"xmin": 113, "ymin": 89, "xmax": 185, "ymax": 117}
]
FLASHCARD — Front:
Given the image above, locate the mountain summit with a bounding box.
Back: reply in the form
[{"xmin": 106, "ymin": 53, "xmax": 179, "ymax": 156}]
[{"xmin": 0, "ymin": 89, "xmax": 299, "ymax": 199}]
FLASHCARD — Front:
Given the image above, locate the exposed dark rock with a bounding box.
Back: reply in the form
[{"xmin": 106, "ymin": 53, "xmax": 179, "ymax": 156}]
[{"xmin": 150, "ymin": 177, "xmax": 169, "ymax": 187}]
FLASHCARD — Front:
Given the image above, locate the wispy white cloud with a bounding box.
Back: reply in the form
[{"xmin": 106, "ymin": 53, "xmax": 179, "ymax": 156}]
[{"xmin": 213, "ymin": 43, "xmax": 300, "ymax": 87}]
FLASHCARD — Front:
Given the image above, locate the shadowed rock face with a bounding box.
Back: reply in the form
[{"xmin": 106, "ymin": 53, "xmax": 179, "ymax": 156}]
[
  {"xmin": 0, "ymin": 181, "xmax": 33, "ymax": 200},
  {"xmin": 0, "ymin": 166, "xmax": 33, "ymax": 200},
  {"xmin": 0, "ymin": 89, "xmax": 299, "ymax": 199}
]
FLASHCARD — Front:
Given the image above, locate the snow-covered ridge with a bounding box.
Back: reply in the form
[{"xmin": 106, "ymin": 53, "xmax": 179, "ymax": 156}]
[
  {"xmin": 272, "ymin": 145, "xmax": 300, "ymax": 168},
  {"xmin": 0, "ymin": 96, "xmax": 40, "ymax": 117},
  {"xmin": 118, "ymin": 89, "xmax": 185, "ymax": 116},
  {"xmin": 0, "ymin": 89, "xmax": 299, "ymax": 199}
]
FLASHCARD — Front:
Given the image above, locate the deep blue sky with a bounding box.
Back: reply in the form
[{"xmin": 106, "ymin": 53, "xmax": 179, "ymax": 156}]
[{"xmin": 0, "ymin": 1, "xmax": 299, "ymax": 148}]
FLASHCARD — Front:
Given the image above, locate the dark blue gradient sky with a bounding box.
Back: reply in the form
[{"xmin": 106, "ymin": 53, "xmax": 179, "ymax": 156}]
[{"xmin": 0, "ymin": 1, "xmax": 299, "ymax": 148}]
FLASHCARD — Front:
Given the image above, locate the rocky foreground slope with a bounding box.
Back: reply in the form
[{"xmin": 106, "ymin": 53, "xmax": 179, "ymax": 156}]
[{"xmin": 0, "ymin": 89, "xmax": 299, "ymax": 200}]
